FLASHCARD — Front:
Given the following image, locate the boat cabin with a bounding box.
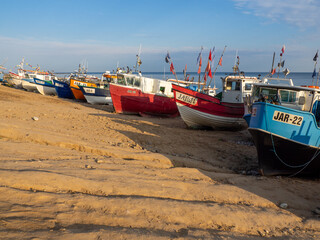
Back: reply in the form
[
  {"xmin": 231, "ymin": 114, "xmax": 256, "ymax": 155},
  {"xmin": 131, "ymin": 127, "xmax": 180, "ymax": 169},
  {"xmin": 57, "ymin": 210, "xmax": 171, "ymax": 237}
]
[
  {"xmin": 102, "ymin": 71, "xmax": 117, "ymax": 83},
  {"xmin": 252, "ymin": 84, "xmax": 320, "ymax": 124},
  {"xmin": 221, "ymin": 75, "xmax": 262, "ymax": 103},
  {"xmin": 117, "ymin": 74, "xmax": 174, "ymax": 97}
]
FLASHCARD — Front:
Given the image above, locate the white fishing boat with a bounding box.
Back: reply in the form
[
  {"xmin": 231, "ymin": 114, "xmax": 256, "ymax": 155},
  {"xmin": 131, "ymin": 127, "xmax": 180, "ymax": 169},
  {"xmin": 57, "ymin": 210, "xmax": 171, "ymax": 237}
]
[{"xmin": 34, "ymin": 77, "xmax": 57, "ymax": 96}]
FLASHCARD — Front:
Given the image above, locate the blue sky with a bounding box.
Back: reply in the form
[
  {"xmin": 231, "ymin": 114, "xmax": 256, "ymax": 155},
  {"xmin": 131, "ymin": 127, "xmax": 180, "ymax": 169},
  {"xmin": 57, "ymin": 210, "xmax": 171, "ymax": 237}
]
[{"xmin": 0, "ymin": 0, "xmax": 319, "ymax": 72}]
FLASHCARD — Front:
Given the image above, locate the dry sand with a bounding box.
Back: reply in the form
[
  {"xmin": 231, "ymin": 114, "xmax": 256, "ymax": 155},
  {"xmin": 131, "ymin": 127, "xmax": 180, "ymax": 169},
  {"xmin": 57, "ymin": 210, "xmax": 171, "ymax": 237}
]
[{"xmin": 0, "ymin": 84, "xmax": 319, "ymax": 239}]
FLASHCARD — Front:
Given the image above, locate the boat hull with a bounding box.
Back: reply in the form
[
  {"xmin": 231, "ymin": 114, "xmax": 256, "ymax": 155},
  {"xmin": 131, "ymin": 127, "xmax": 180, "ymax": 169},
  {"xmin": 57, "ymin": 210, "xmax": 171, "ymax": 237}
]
[
  {"xmin": 176, "ymin": 102, "xmax": 246, "ymax": 129},
  {"xmin": 172, "ymin": 84, "xmax": 246, "ymax": 130},
  {"xmin": 248, "ymin": 102, "xmax": 320, "ymax": 176},
  {"xmin": 249, "ymin": 128, "xmax": 320, "ymax": 176},
  {"xmin": 110, "ymin": 84, "xmax": 178, "ymax": 117},
  {"xmin": 53, "ymin": 80, "xmax": 74, "ymax": 99},
  {"xmin": 70, "ymin": 79, "xmax": 97, "ymax": 100},
  {"xmin": 34, "ymin": 78, "xmax": 57, "ymax": 96},
  {"xmin": 80, "ymin": 86, "xmax": 112, "ymax": 105},
  {"xmin": 21, "ymin": 79, "xmax": 38, "ymax": 92},
  {"xmin": 11, "ymin": 78, "xmax": 23, "ymax": 88}
]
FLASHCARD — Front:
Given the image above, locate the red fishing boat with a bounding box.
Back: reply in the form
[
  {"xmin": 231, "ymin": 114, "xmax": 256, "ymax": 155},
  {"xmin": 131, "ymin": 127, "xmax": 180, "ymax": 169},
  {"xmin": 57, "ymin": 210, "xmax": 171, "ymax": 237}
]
[
  {"xmin": 172, "ymin": 74, "xmax": 263, "ymax": 130},
  {"xmin": 109, "ymin": 73, "xmax": 178, "ymax": 117}
]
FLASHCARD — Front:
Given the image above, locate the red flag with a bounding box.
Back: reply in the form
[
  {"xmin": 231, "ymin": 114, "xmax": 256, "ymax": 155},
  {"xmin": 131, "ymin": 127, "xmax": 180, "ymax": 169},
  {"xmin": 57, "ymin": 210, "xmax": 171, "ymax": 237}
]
[
  {"xmin": 207, "ymin": 62, "xmax": 212, "ymax": 78},
  {"xmin": 208, "ymin": 49, "xmax": 212, "ymax": 61},
  {"xmin": 204, "ymin": 73, "xmax": 207, "ymax": 81},
  {"xmin": 271, "ymin": 68, "xmax": 276, "ymax": 75},
  {"xmin": 218, "ymin": 57, "xmax": 222, "ymax": 66},
  {"xmin": 170, "ymin": 62, "xmax": 175, "ymax": 73},
  {"xmin": 197, "ymin": 57, "xmax": 202, "ymax": 74},
  {"xmin": 281, "ymin": 45, "xmax": 285, "ymax": 54}
]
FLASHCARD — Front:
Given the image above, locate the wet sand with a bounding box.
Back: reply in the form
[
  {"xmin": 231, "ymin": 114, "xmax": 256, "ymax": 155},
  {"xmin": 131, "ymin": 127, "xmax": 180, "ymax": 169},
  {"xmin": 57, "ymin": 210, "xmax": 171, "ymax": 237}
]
[{"xmin": 0, "ymin": 84, "xmax": 319, "ymax": 239}]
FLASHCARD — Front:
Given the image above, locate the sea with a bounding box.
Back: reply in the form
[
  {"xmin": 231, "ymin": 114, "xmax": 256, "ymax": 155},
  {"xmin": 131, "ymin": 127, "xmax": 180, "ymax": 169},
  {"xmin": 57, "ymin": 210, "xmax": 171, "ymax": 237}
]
[{"xmin": 55, "ymin": 72, "xmax": 317, "ymax": 92}]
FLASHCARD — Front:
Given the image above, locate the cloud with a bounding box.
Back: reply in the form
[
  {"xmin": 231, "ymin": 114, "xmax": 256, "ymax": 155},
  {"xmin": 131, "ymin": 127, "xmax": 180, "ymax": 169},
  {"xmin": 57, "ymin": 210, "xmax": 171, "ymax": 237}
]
[{"xmin": 233, "ymin": 0, "xmax": 320, "ymax": 29}]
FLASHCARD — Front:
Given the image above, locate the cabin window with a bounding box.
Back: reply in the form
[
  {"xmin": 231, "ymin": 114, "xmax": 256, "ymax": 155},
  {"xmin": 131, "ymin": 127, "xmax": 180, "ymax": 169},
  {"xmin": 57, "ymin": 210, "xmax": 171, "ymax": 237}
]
[
  {"xmin": 244, "ymin": 83, "xmax": 252, "ymax": 91},
  {"xmin": 226, "ymin": 81, "xmax": 240, "ymax": 91},
  {"xmin": 258, "ymin": 88, "xmax": 278, "ymax": 102},
  {"xmin": 280, "ymin": 90, "xmax": 297, "ymax": 103},
  {"xmin": 105, "ymin": 77, "xmax": 112, "ymax": 83},
  {"xmin": 160, "ymin": 86, "xmax": 165, "ymax": 93},
  {"xmin": 133, "ymin": 78, "xmax": 141, "ymax": 87},
  {"xmin": 126, "ymin": 77, "xmax": 134, "ymax": 86},
  {"xmin": 117, "ymin": 75, "xmax": 126, "ymax": 85}
]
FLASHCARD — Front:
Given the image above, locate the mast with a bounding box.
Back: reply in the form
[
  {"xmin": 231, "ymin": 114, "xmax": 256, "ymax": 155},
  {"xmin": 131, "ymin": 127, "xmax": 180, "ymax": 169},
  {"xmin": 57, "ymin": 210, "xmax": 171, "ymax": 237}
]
[
  {"xmin": 197, "ymin": 46, "xmax": 203, "ymax": 91},
  {"xmin": 270, "ymin": 52, "xmax": 275, "ymax": 74},
  {"xmin": 316, "ymin": 67, "xmax": 320, "ymax": 86}
]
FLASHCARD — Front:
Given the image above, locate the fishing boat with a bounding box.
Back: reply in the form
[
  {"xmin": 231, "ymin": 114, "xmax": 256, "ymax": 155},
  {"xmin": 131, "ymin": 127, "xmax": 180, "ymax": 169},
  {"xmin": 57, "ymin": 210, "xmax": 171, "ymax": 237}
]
[
  {"xmin": 53, "ymin": 79, "xmax": 74, "ymax": 99},
  {"xmin": 34, "ymin": 77, "xmax": 57, "ymax": 96},
  {"xmin": 246, "ymin": 82, "xmax": 320, "ymax": 176},
  {"xmin": 69, "ymin": 78, "xmax": 98, "ymax": 100},
  {"xmin": 109, "ymin": 73, "xmax": 178, "ymax": 117},
  {"xmin": 67, "ymin": 63, "xmax": 100, "ymax": 100},
  {"xmin": 21, "ymin": 77, "xmax": 38, "ymax": 92},
  {"xmin": 78, "ymin": 72, "xmax": 116, "ymax": 104},
  {"xmin": 172, "ymin": 73, "xmax": 263, "ymax": 130},
  {"xmin": 0, "ymin": 64, "xmax": 6, "ymax": 83},
  {"xmin": 8, "ymin": 72, "xmax": 24, "ymax": 88}
]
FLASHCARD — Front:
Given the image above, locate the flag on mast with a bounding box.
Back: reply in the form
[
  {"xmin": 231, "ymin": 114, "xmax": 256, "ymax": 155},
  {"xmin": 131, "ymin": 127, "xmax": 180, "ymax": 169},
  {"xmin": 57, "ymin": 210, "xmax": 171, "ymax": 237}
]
[
  {"xmin": 165, "ymin": 52, "xmax": 171, "ymax": 63},
  {"xmin": 280, "ymin": 45, "xmax": 285, "ymax": 56},
  {"xmin": 170, "ymin": 62, "xmax": 175, "ymax": 74},
  {"xmin": 218, "ymin": 57, "xmax": 223, "ymax": 66},
  {"xmin": 313, "ymin": 50, "xmax": 319, "ymax": 62},
  {"xmin": 207, "ymin": 61, "xmax": 212, "ymax": 78},
  {"xmin": 197, "ymin": 56, "xmax": 202, "ymax": 74},
  {"xmin": 208, "ymin": 49, "xmax": 212, "ymax": 61}
]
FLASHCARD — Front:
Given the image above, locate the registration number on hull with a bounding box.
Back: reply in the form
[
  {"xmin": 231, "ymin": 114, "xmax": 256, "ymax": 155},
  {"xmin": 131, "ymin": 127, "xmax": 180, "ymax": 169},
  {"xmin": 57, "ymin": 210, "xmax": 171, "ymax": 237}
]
[
  {"xmin": 176, "ymin": 92, "xmax": 198, "ymax": 105},
  {"xmin": 84, "ymin": 88, "xmax": 95, "ymax": 94},
  {"xmin": 272, "ymin": 110, "xmax": 303, "ymax": 126}
]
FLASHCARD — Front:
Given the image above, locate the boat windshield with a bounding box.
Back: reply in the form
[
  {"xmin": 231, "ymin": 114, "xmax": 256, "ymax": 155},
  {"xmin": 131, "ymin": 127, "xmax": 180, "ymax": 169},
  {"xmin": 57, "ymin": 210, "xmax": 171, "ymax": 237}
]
[
  {"xmin": 225, "ymin": 80, "xmax": 240, "ymax": 91},
  {"xmin": 117, "ymin": 75, "xmax": 126, "ymax": 85},
  {"xmin": 279, "ymin": 89, "xmax": 297, "ymax": 103},
  {"xmin": 253, "ymin": 86, "xmax": 311, "ymax": 111}
]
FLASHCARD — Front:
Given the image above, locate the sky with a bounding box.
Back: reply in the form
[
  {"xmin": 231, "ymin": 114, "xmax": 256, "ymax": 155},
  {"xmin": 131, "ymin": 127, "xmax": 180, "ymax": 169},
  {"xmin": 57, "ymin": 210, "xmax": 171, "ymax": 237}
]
[{"xmin": 0, "ymin": 0, "xmax": 320, "ymax": 73}]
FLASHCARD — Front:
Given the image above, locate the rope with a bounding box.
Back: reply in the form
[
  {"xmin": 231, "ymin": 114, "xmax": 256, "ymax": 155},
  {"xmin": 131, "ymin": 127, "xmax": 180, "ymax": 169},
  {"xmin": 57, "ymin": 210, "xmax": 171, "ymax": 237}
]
[{"xmin": 264, "ymin": 103, "xmax": 320, "ymax": 176}]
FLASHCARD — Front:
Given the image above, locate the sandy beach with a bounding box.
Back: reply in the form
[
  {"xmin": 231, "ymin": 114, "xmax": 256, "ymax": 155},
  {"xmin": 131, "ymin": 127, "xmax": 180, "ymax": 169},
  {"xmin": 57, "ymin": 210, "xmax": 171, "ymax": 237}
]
[{"xmin": 0, "ymin": 84, "xmax": 319, "ymax": 239}]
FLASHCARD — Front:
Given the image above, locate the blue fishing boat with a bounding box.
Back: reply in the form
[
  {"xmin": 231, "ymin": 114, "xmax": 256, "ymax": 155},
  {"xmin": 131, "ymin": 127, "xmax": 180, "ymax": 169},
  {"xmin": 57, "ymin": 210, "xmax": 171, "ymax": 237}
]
[
  {"xmin": 246, "ymin": 83, "xmax": 320, "ymax": 176},
  {"xmin": 53, "ymin": 79, "xmax": 74, "ymax": 99}
]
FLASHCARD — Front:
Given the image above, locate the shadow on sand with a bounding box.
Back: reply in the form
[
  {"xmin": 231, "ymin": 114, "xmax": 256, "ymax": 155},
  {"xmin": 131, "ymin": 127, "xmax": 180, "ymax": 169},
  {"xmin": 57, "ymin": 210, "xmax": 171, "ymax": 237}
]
[{"xmin": 85, "ymin": 107, "xmax": 320, "ymax": 223}]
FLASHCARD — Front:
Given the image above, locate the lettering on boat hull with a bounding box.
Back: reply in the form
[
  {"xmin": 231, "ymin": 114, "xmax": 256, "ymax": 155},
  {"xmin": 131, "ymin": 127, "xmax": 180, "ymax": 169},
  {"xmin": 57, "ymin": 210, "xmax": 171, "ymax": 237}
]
[
  {"xmin": 272, "ymin": 110, "xmax": 303, "ymax": 126},
  {"xmin": 176, "ymin": 92, "xmax": 198, "ymax": 105}
]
